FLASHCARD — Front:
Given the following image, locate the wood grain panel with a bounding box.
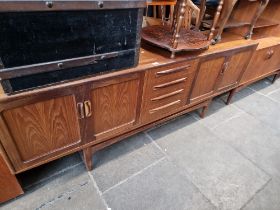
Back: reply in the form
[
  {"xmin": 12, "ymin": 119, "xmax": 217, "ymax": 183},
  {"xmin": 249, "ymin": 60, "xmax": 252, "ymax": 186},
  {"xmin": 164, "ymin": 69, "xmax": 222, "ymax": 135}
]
[
  {"xmin": 190, "ymin": 57, "xmax": 225, "ymax": 102},
  {"xmin": 85, "ymin": 78, "xmax": 139, "ymax": 142},
  {"xmin": 217, "ymin": 50, "xmax": 252, "ymax": 91},
  {"xmin": 140, "ymin": 60, "xmax": 197, "ymax": 124},
  {"xmin": 0, "ymin": 150, "xmax": 23, "ymax": 203},
  {"xmin": 241, "ymin": 44, "xmax": 280, "ymax": 84},
  {"xmin": 3, "ymin": 95, "xmax": 81, "ymax": 163}
]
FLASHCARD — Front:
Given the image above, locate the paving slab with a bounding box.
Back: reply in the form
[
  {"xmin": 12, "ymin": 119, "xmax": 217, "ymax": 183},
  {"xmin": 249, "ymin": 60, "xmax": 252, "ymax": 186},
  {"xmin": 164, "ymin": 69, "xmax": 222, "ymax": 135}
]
[
  {"xmin": 243, "ymin": 179, "xmax": 280, "ymax": 210},
  {"xmin": 269, "ymin": 88, "xmax": 280, "ymax": 103},
  {"xmin": 148, "ymin": 114, "xmax": 270, "ymax": 210},
  {"xmin": 91, "ymin": 133, "xmax": 164, "ymax": 192},
  {"xmin": 248, "ymin": 78, "xmax": 280, "ymax": 96},
  {"xmin": 0, "ymin": 164, "xmax": 106, "ymax": 210},
  {"xmin": 103, "ymin": 158, "xmax": 216, "ymax": 210},
  {"xmin": 226, "ymin": 87, "xmax": 280, "ymax": 132},
  {"xmin": 38, "ymin": 181, "xmax": 106, "ymax": 210},
  {"xmin": 212, "ymin": 112, "xmax": 280, "ymax": 181},
  {"xmin": 191, "ymin": 97, "xmax": 244, "ymax": 130}
]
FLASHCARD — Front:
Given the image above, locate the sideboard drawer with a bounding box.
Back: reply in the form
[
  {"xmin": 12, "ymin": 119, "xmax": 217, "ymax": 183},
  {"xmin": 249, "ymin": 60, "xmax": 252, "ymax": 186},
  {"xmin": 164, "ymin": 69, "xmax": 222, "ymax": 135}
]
[
  {"xmin": 140, "ymin": 59, "xmax": 198, "ymax": 123},
  {"xmin": 241, "ymin": 44, "xmax": 280, "ymax": 84}
]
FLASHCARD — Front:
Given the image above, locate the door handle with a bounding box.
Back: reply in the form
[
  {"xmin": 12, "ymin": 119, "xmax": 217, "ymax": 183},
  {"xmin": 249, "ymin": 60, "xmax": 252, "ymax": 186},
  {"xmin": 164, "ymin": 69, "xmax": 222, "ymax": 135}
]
[
  {"xmin": 77, "ymin": 102, "xmax": 85, "ymax": 119},
  {"xmin": 265, "ymin": 49, "xmax": 274, "ymax": 60},
  {"xmin": 84, "ymin": 100, "xmax": 92, "ymax": 118},
  {"xmin": 221, "ymin": 61, "xmax": 229, "ymax": 74}
]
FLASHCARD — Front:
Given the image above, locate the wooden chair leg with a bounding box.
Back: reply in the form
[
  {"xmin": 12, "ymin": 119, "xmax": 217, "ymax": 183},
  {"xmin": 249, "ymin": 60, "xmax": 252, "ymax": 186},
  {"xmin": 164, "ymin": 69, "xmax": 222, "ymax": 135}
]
[
  {"xmin": 83, "ymin": 148, "xmax": 93, "ymax": 171},
  {"xmin": 226, "ymin": 88, "xmax": 237, "ymax": 105},
  {"xmin": 208, "ymin": 0, "xmax": 224, "ymax": 44},
  {"xmin": 246, "ymin": 0, "xmax": 269, "ymax": 39},
  {"xmin": 214, "ymin": 0, "xmax": 238, "ymax": 43}
]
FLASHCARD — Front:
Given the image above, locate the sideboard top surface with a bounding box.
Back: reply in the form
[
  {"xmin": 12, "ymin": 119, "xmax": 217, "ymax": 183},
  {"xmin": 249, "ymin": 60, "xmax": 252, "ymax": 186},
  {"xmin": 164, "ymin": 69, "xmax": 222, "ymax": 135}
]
[{"xmin": 0, "ymin": 34, "xmax": 262, "ymax": 101}]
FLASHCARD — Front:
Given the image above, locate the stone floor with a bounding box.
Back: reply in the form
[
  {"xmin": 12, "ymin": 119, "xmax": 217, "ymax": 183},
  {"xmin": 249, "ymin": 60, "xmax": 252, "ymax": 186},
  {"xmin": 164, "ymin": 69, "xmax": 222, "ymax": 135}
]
[{"xmin": 1, "ymin": 77, "xmax": 280, "ymax": 210}]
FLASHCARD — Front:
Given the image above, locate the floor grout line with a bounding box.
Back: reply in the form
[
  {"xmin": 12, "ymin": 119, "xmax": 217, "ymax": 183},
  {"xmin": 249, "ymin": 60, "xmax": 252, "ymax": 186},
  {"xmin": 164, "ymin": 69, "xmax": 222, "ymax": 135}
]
[
  {"xmin": 209, "ymin": 112, "xmax": 246, "ymax": 130},
  {"xmin": 87, "ymin": 171, "xmax": 111, "ymax": 210},
  {"xmin": 144, "ymin": 131, "xmax": 167, "ymax": 156},
  {"xmin": 266, "ymin": 87, "xmax": 280, "ymax": 96},
  {"xmin": 145, "ymin": 129, "xmax": 219, "ymax": 209},
  {"xmin": 102, "ymin": 156, "xmax": 166, "ymax": 195},
  {"xmin": 246, "ymin": 86, "xmax": 280, "ymax": 104},
  {"xmin": 240, "ymin": 178, "xmax": 272, "ymax": 210}
]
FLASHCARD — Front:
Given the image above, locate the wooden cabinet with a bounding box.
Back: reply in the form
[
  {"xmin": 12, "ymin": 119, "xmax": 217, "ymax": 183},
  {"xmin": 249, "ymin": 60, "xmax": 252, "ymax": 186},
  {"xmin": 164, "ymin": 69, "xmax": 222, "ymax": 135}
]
[
  {"xmin": 189, "ymin": 44, "xmax": 257, "ymax": 103},
  {"xmin": 140, "ymin": 59, "xmax": 198, "ymax": 123},
  {"xmin": 240, "ymin": 44, "xmax": 280, "ymax": 84},
  {"xmin": 189, "ymin": 56, "xmax": 225, "ymax": 103},
  {"xmin": 217, "ymin": 49, "xmax": 255, "ymax": 91},
  {"xmin": 0, "ymin": 146, "xmax": 23, "ymax": 203},
  {"xmin": 83, "ymin": 74, "xmax": 141, "ymax": 143},
  {"xmin": 0, "ymin": 86, "xmax": 85, "ymax": 172},
  {"xmin": 0, "ymin": 73, "xmax": 141, "ymax": 172}
]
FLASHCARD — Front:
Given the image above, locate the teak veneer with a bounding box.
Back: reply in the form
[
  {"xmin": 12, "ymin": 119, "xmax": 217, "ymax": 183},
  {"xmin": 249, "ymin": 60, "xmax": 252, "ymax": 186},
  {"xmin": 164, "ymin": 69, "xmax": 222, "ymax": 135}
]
[{"xmin": 1, "ymin": 0, "xmax": 280, "ymax": 203}]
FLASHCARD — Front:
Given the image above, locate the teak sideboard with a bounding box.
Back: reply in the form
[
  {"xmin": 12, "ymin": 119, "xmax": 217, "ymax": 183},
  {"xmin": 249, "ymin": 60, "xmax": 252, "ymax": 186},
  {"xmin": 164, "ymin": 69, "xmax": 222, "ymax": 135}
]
[{"xmin": 1, "ymin": 0, "xmax": 280, "ymax": 203}]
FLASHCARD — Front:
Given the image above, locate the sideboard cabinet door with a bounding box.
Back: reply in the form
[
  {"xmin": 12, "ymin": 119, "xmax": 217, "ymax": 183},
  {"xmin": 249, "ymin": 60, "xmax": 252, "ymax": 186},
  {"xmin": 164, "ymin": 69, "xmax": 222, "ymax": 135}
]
[
  {"xmin": 189, "ymin": 44, "xmax": 257, "ymax": 103},
  {"xmin": 83, "ymin": 73, "xmax": 141, "ymax": 144},
  {"xmin": 240, "ymin": 44, "xmax": 280, "ymax": 85},
  {"xmin": 189, "ymin": 56, "xmax": 225, "ymax": 103},
  {"xmin": 0, "ymin": 87, "xmax": 85, "ymax": 172},
  {"xmin": 217, "ymin": 47, "xmax": 255, "ymax": 92}
]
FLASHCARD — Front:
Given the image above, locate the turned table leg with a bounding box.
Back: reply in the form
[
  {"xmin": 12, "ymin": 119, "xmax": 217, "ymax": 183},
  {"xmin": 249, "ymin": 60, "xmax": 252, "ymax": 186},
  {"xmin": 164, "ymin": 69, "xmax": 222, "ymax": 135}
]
[
  {"xmin": 83, "ymin": 148, "xmax": 93, "ymax": 171},
  {"xmin": 246, "ymin": 0, "xmax": 269, "ymax": 39},
  {"xmin": 214, "ymin": 0, "xmax": 238, "ymax": 43},
  {"xmin": 209, "ymin": 0, "xmax": 224, "ymax": 44}
]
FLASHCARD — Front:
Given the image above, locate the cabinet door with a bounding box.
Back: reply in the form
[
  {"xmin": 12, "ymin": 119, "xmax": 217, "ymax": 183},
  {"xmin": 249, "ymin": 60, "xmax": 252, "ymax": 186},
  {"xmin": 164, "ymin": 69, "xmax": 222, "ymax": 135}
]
[
  {"xmin": 189, "ymin": 56, "xmax": 225, "ymax": 103},
  {"xmin": 241, "ymin": 44, "xmax": 280, "ymax": 84},
  {"xmin": 83, "ymin": 73, "xmax": 141, "ymax": 143},
  {"xmin": 0, "ymin": 86, "xmax": 85, "ymax": 172},
  {"xmin": 217, "ymin": 49, "xmax": 254, "ymax": 92}
]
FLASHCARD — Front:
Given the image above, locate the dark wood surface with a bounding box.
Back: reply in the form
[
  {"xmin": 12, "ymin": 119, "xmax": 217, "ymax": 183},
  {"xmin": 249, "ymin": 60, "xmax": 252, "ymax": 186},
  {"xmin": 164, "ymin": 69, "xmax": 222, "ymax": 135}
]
[{"xmin": 142, "ymin": 25, "xmax": 210, "ymax": 53}]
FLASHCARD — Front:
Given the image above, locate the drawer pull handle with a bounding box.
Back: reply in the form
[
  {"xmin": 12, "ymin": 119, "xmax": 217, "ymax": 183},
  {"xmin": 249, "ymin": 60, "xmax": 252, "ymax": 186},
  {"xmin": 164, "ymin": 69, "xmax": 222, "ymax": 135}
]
[
  {"xmin": 156, "ymin": 65, "xmax": 191, "ymax": 76},
  {"xmin": 151, "ymin": 89, "xmax": 184, "ymax": 101},
  {"xmin": 154, "ymin": 78, "xmax": 187, "ymax": 89},
  {"xmin": 84, "ymin": 100, "xmax": 92, "ymax": 118},
  {"xmin": 149, "ymin": 100, "xmax": 181, "ymax": 113},
  {"xmin": 77, "ymin": 102, "xmax": 85, "ymax": 119},
  {"xmin": 221, "ymin": 61, "xmax": 229, "ymax": 74},
  {"xmin": 266, "ymin": 50, "xmax": 274, "ymax": 60}
]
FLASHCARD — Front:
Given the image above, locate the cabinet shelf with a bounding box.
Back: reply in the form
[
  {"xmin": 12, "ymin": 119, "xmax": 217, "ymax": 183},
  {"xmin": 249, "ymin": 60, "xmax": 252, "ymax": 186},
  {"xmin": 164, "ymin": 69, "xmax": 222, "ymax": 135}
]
[
  {"xmin": 254, "ymin": 17, "xmax": 279, "ymax": 29},
  {"xmin": 202, "ymin": 18, "xmax": 251, "ymax": 29}
]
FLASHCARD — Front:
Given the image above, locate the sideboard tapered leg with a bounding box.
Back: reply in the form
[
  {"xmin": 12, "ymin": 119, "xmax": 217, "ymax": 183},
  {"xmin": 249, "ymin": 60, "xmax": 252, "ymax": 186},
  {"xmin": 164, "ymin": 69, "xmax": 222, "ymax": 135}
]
[
  {"xmin": 272, "ymin": 73, "xmax": 280, "ymax": 84},
  {"xmin": 226, "ymin": 89, "xmax": 237, "ymax": 105},
  {"xmin": 83, "ymin": 148, "xmax": 93, "ymax": 171}
]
